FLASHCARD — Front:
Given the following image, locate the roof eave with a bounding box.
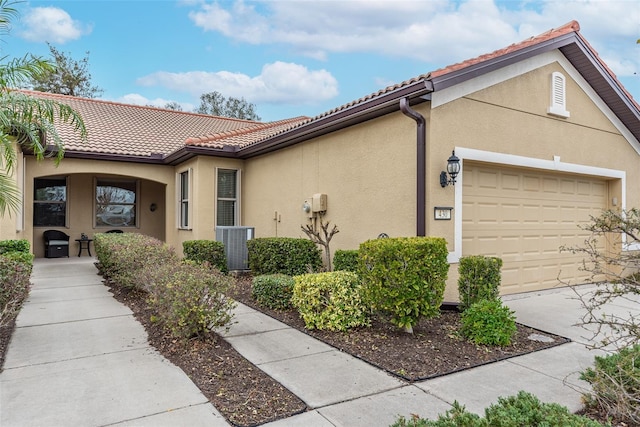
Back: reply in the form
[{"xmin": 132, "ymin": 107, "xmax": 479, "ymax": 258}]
[{"xmin": 237, "ymin": 80, "xmax": 434, "ymax": 159}]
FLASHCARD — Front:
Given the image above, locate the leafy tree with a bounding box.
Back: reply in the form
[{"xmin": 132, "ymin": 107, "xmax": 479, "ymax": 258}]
[
  {"xmin": 27, "ymin": 43, "xmax": 103, "ymax": 98},
  {"xmin": 195, "ymin": 91, "xmax": 261, "ymax": 121},
  {"xmin": 0, "ymin": 0, "xmax": 86, "ymax": 215},
  {"xmin": 163, "ymin": 101, "xmax": 183, "ymax": 111}
]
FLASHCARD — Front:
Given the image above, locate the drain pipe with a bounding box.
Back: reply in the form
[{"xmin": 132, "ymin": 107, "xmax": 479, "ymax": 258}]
[{"xmin": 399, "ymin": 98, "xmax": 426, "ymax": 237}]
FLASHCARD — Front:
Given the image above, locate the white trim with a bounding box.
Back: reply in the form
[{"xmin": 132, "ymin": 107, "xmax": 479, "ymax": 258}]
[
  {"xmin": 447, "ymin": 147, "xmax": 627, "ymax": 263},
  {"xmin": 432, "ymin": 50, "xmax": 640, "ymax": 155}
]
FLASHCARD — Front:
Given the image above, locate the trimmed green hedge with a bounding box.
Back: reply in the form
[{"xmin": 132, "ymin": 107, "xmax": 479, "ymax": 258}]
[
  {"xmin": 183, "ymin": 240, "xmax": 227, "ymax": 273},
  {"xmin": 247, "ymin": 237, "xmax": 322, "ymax": 275},
  {"xmin": 0, "ymin": 239, "xmax": 30, "ymax": 254},
  {"xmin": 460, "ymin": 299, "xmax": 516, "ymax": 347},
  {"xmin": 458, "ymin": 255, "xmax": 503, "ymax": 311},
  {"xmin": 333, "ymin": 249, "xmax": 359, "ymax": 273},
  {"xmin": 292, "ymin": 271, "xmax": 370, "ymax": 331},
  {"xmin": 358, "ymin": 237, "xmax": 449, "ymax": 330},
  {"xmin": 94, "ymin": 233, "xmax": 178, "ymax": 291},
  {"xmin": 94, "ymin": 233, "xmax": 235, "ymax": 339},
  {"xmin": 252, "ymin": 274, "xmax": 295, "ymax": 310}
]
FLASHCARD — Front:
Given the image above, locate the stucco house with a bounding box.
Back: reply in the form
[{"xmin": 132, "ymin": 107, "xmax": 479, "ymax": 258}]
[{"xmin": 4, "ymin": 21, "xmax": 639, "ymax": 300}]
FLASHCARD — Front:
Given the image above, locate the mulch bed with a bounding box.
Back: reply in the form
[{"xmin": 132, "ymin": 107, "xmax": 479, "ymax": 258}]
[{"xmin": 228, "ymin": 276, "xmax": 570, "ymax": 382}]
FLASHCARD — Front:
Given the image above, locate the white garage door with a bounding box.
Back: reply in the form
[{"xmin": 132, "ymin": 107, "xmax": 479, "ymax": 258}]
[{"xmin": 462, "ymin": 162, "xmax": 608, "ymax": 294}]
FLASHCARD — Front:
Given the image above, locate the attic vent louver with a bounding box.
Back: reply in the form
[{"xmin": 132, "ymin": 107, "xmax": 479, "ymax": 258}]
[{"xmin": 547, "ymin": 71, "xmax": 570, "ymax": 118}]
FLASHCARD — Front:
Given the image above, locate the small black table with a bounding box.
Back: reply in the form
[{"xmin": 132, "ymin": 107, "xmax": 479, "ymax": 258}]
[{"xmin": 75, "ymin": 239, "xmax": 93, "ymax": 257}]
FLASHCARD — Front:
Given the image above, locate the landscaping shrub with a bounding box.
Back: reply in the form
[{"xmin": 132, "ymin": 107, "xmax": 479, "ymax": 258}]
[
  {"xmin": 183, "ymin": 240, "xmax": 227, "ymax": 273},
  {"xmin": 94, "ymin": 232, "xmax": 235, "ymax": 339},
  {"xmin": 580, "ymin": 344, "xmax": 640, "ymax": 424},
  {"xmin": 94, "ymin": 233, "xmax": 178, "ymax": 291},
  {"xmin": 252, "ymin": 274, "xmax": 295, "ymax": 310},
  {"xmin": 333, "ymin": 249, "xmax": 359, "ymax": 273},
  {"xmin": 93, "ymin": 232, "xmax": 130, "ymax": 278},
  {"xmin": 460, "ymin": 299, "xmax": 516, "ymax": 347},
  {"xmin": 0, "ymin": 239, "xmax": 30, "ymax": 254},
  {"xmin": 391, "ymin": 391, "xmax": 604, "ymax": 426},
  {"xmin": 458, "ymin": 255, "xmax": 503, "ymax": 311},
  {"xmin": 291, "ymin": 271, "xmax": 370, "ymax": 331},
  {"xmin": 247, "ymin": 237, "xmax": 322, "ymax": 275},
  {"xmin": 358, "ymin": 237, "xmax": 449, "ymax": 331},
  {"xmin": 147, "ymin": 261, "xmax": 235, "ymax": 339},
  {"xmin": 0, "ymin": 252, "xmax": 32, "ymax": 327}
]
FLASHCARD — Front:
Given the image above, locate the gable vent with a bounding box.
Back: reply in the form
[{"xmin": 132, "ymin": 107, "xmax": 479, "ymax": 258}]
[{"xmin": 547, "ymin": 71, "xmax": 570, "ymax": 118}]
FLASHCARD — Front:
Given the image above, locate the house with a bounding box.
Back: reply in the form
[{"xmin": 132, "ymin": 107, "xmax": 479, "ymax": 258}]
[{"xmin": 4, "ymin": 21, "xmax": 639, "ymax": 300}]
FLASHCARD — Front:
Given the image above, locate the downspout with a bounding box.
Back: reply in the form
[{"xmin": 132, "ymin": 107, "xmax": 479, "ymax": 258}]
[{"xmin": 399, "ymin": 98, "xmax": 426, "ymax": 237}]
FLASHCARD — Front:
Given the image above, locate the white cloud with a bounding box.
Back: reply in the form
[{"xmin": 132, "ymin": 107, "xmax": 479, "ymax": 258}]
[
  {"xmin": 116, "ymin": 94, "xmax": 195, "ymax": 111},
  {"xmin": 187, "ymin": 0, "xmax": 639, "ymax": 76},
  {"xmin": 19, "ymin": 7, "xmax": 91, "ymax": 43},
  {"xmin": 136, "ymin": 61, "xmax": 339, "ymax": 105}
]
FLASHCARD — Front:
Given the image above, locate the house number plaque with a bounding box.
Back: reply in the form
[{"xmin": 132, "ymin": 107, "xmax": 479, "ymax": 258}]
[{"xmin": 434, "ymin": 207, "xmax": 453, "ymax": 220}]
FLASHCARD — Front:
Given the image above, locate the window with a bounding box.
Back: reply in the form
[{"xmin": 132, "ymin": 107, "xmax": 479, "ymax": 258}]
[
  {"xmin": 179, "ymin": 170, "xmax": 190, "ymax": 229},
  {"xmin": 547, "ymin": 71, "xmax": 570, "ymax": 118},
  {"xmin": 217, "ymin": 169, "xmax": 237, "ymax": 226},
  {"xmin": 33, "ymin": 177, "xmax": 66, "ymax": 227},
  {"xmin": 96, "ymin": 179, "xmax": 137, "ymax": 227}
]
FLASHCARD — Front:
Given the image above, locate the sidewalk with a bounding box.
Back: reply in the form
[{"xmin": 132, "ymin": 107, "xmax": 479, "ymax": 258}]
[
  {"xmin": 3, "ymin": 257, "xmax": 636, "ymax": 426},
  {"xmin": 0, "ymin": 257, "xmax": 228, "ymax": 427}
]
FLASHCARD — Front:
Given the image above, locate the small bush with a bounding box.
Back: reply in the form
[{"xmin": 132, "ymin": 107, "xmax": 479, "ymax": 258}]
[
  {"xmin": 581, "ymin": 344, "xmax": 640, "ymax": 424},
  {"xmin": 460, "ymin": 299, "xmax": 516, "ymax": 347},
  {"xmin": 358, "ymin": 237, "xmax": 449, "ymax": 330},
  {"xmin": 0, "ymin": 253, "xmax": 32, "ymax": 327},
  {"xmin": 252, "ymin": 274, "xmax": 295, "ymax": 310},
  {"xmin": 458, "ymin": 255, "xmax": 503, "ymax": 311},
  {"xmin": 391, "ymin": 391, "xmax": 604, "ymax": 426},
  {"xmin": 147, "ymin": 262, "xmax": 235, "ymax": 339},
  {"xmin": 333, "ymin": 249, "xmax": 359, "ymax": 273},
  {"xmin": 0, "ymin": 239, "xmax": 30, "ymax": 254},
  {"xmin": 94, "ymin": 233, "xmax": 178, "ymax": 291},
  {"xmin": 291, "ymin": 271, "xmax": 370, "ymax": 331},
  {"xmin": 94, "ymin": 233, "xmax": 235, "ymax": 340},
  {"xmin": 183, "ymin": 240, "xmax": 227, "ymax": 273},
  {"xmin": 247, "ymin": 237, "xmax": 322, "ymax": 275}
]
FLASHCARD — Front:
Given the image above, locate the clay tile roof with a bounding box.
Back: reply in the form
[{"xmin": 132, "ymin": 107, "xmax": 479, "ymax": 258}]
[
  {"xmin": 185, "ymin": 116, "xmax": 310, "ymax": 149},
  {"xmin": 430, "ymin": 21, "xmax": 581, "ymax": 78},
  {"xmin": 20, "ymin": 90, "xmax": 264, "ymax": 157}
]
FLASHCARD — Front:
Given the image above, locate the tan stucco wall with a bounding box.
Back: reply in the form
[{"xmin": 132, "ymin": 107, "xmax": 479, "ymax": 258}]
[
  {"xmin": 244, "ymin": 61, "xmax": 640, "ymax": 301},
  {"xmin": 243, "ymin": 110, "xmax": 426, "ymax": 253},
  {"xmin": 170, "ymin": 156, "xmax": 245, "ymax": 257}
]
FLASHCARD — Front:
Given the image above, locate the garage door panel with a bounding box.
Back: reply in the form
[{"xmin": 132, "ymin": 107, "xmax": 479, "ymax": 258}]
[{"xmin": 462, "ymin": 163, "xmax": 608, "ymax": 294}]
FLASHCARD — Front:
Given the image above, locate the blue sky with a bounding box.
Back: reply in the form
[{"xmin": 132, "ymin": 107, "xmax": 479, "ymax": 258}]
[{"xmin": 2, "ymin": 0, "xmax": 639, "ymax": 122}]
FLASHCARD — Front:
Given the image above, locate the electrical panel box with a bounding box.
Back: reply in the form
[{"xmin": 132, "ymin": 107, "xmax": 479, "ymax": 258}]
[{"xmin": 312, "ymin": 193, "xmax": 327, "ymax": 212}]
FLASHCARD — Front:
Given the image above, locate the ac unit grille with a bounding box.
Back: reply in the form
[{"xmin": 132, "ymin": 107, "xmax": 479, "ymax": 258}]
[{"xmin": 216, "ymin": 226, "xmax": 254, "ymax": 271}]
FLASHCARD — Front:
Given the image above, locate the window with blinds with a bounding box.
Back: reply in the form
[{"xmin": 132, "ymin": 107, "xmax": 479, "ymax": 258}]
[
  {"xmin": 34, "ymin": 177, "xmax": 67, "ymax": 227},
  {"xmin": 217, "ymin": 169, "xmax": 237, "ymax": 226}
]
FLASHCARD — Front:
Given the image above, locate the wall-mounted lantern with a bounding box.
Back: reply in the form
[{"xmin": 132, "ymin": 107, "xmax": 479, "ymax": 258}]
[{"xmin": 440, "ymin": 150, "xmax": 461, "ymax": 187}]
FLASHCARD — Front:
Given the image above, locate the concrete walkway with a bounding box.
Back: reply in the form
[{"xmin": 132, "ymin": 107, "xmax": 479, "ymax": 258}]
[{"xmin": 2, "ymin": 257, "xmax": 637, "ymax": 426}]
